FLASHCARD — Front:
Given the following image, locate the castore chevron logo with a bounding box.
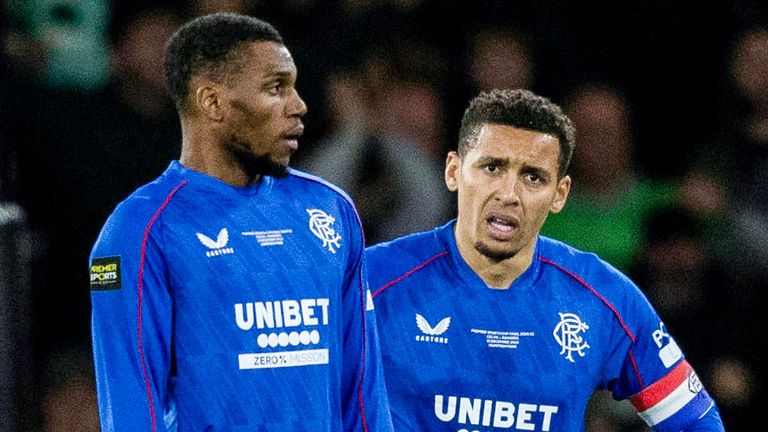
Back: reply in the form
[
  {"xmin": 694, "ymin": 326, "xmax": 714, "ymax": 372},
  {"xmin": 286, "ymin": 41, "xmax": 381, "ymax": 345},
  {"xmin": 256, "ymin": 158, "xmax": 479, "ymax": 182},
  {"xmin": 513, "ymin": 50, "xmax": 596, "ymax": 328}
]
[
  {"xmin": 415, "ymin": 313, "xmax": 450, "ymax": 344},
  {"xmin": 196, "ymin": 228, "xmax": 234, "ymax": 257}
]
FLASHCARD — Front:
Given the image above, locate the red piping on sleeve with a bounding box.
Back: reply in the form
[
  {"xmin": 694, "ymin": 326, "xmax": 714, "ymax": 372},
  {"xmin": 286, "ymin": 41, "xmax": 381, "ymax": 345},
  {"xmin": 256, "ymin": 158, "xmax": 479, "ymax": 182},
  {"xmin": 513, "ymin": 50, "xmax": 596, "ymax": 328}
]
[
  {"xmin": 301, "ymin": 172, "xmax": 372, "ymax": 430},
  {"xmin": 372, "ymin": 251, "xmax": 449, "ymax": 299},
  {"xmin": 349, "ymin": 204, "xmax": 369, "ymax": 431},
  {"xmin": 137, "ymin": 180, "xmax": 186, "ymax": 432},
  {"xmin": 539, "ymin": 256, "xmax": 644, "ymax": 388},
  {"xmin": 357, "ymin": 265, "xmax": 369, "ymax": 432}
]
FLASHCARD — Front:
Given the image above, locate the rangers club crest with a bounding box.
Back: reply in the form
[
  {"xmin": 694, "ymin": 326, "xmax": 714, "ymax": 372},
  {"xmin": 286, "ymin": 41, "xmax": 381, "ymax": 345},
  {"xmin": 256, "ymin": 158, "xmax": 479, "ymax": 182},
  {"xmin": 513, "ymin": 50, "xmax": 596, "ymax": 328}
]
[
  {"xmin": 553, "ymin": 312, "xmax": 590, "ymax": 362},
  {"xmin": 307, "ymin": 209, "xmax": 342, "ymax": 253}
]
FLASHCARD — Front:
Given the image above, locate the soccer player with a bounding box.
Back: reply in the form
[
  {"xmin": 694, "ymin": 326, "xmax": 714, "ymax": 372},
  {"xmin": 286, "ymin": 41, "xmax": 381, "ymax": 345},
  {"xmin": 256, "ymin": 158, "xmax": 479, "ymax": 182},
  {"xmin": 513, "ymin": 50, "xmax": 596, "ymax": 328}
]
[
  {"xmin": 88, "ymin": 13, "xmax": 392, "ymax": 431},
  {"xmin": 366, "ymin": 89, "xmax": 724, "ymax": 431}
]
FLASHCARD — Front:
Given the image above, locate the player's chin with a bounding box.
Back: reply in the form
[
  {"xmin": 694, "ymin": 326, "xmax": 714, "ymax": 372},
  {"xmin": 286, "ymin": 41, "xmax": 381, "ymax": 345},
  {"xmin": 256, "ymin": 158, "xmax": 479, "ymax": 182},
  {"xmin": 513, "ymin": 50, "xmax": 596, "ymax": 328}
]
[
  {"xmin": 265, "ymin": 159, "xmax": 290, "ymax": 178},
  {"xmin": 242, "ymin": 153, "xmax": 290, "ymax": 178},
  {"xmin": 274, "ymin": 146, "xmax": 295, "ymax": 166},
  {"xmin": 474, "ymin": 241, "xmax": 517, "ymax": 262}
]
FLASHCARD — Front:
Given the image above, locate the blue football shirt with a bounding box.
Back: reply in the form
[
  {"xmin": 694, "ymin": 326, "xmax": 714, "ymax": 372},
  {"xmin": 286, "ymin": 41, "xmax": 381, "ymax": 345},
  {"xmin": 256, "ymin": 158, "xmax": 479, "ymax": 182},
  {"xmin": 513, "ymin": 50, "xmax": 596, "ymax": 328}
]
[
  {"xmin": 367, "ymin": 221, "xmax": 722, "ymax": 432},
  {"xmin": 89, "ymin": 161, "xmax": 392, "ymax": 431}
]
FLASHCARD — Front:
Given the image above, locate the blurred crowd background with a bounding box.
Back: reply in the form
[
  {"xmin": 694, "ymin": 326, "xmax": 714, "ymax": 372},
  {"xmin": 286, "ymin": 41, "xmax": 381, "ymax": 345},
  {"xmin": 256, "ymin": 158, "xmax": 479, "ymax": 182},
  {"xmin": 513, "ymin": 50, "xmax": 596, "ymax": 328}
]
[{"xmin": 0, "ymin": 0, "xmax": 766, "ymax": 430}]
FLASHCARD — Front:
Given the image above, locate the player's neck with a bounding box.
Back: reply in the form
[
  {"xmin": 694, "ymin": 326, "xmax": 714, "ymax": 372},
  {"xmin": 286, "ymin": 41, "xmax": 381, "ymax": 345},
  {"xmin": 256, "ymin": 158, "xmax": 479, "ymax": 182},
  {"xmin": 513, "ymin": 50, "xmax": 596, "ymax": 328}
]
[
  {"xmin": 180, "ymin": 124, "xmax": 260, "ymax": 187},
  {"xmin": 457, "ymin": 236, "xmax": 536, "ymax": 290},
  {"xmin": 477, "ymin": 247, "xmax": 535, "ymax": 289}
]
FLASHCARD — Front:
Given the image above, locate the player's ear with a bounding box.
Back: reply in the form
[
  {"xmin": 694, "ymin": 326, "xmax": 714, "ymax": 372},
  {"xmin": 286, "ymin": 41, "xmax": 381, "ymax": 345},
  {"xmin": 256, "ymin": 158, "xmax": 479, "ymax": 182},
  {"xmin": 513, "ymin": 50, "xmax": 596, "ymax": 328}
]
[
  {"xmin": 550, "ymin": 175, "xmax": 571, "ymax": 213},
  {"xmin": 445, "ymin": 151, "xmax": 461, "ymax": 192},
  {"xmin": 195, "ymin": 83, "xmax": 224, "ymax": 122}
]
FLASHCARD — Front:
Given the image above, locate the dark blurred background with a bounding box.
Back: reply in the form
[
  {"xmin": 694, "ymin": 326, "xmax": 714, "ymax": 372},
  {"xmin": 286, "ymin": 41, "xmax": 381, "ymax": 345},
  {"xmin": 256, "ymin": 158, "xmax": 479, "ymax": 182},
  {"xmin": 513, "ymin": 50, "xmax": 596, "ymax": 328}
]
[{"xmin": 1, "ymin": 0, "xmax": 766, "ymax": 430}]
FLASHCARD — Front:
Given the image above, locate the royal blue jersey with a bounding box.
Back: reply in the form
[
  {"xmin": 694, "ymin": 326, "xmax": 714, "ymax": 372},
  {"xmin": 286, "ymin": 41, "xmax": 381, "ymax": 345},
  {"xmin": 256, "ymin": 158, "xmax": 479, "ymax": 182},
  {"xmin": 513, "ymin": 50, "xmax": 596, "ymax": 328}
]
[
  {"xmin": 89, "ymin": 161, "xmax": 393, "ymax": 432},
  {"xmin": 367, "ymin": 221, "xmax": 723, "ymax": 432}
]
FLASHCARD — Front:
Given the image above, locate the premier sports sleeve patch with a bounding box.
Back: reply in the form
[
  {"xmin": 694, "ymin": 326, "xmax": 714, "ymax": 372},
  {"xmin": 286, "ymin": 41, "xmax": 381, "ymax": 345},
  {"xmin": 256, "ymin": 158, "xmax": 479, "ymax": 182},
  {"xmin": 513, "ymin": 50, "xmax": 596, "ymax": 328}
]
[{"xmin": 90, "ymin": 256, "xmax": 122, "ymax": 291}]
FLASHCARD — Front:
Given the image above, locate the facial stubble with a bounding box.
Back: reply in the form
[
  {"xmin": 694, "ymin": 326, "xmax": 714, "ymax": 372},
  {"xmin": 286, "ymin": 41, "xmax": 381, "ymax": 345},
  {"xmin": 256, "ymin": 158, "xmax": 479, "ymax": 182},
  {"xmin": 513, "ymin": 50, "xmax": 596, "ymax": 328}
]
[
  {"xmin": 226, "ymin": 98, "xmax": 291, "ymax": 180},
  {"xmin": 474, "ymin": 241, "xmax": 517, "ymax": 262},
  {"xmin": 226, "ymin": 135, "xmax": 289, "ymax": 181}
]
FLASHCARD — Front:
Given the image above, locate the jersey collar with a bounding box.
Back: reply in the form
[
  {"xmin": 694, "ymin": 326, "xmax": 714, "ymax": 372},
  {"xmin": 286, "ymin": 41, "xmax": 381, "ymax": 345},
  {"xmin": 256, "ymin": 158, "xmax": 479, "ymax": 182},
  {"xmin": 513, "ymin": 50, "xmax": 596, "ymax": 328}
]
[
  {"xmin": 167, "ymin": 160, "xmax": 273, "ymax": 197},
  {"xmin": 438, "ymin": 219, "xmax": 543, "ymax": 291}
]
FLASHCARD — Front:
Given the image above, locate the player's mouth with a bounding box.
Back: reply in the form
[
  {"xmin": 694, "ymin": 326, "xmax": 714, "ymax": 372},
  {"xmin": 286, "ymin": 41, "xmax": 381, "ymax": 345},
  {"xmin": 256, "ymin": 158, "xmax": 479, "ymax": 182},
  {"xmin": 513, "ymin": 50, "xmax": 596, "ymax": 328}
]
[
  {"xmin": 282, "ymin": 124, "xmax": 304, "ymax": 151},
  {"xmin": 485, "ymin": 212, "xmax": 520, "ymax": 240}
]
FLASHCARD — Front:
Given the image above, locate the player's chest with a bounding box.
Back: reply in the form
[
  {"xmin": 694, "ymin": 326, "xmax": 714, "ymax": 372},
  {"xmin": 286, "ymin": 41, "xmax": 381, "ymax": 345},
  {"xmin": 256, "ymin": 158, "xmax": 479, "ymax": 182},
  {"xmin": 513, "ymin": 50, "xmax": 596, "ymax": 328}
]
[
  {"xmin": 161, "ymin": 203, "xmax": 351, "ymax": 347},
  {"xmin": 161, "ymin": 202, "xmax": 352, "ymax": 303},
  {"xmin": 378, "ymin": 289, "xmax": 607, "ymax": 430},
  {"xmin": 377, "ymin": 286, "xmax": 610, "ymax": 376},
  {"xmin": 165, "ymin": 202, "xmax": 348, "ymax": 270}
]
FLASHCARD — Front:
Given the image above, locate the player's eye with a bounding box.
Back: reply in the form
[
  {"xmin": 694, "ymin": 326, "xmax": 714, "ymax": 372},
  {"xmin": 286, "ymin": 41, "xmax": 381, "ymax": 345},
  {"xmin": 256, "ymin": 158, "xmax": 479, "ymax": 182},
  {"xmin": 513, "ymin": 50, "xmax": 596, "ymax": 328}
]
[
  {"xmin": 267, "ymin": 82, "xmax": 284, "ymax": 95},
  {"xmin": 523, "ymin": 171, "xmax": 548, "ymax": 185}
]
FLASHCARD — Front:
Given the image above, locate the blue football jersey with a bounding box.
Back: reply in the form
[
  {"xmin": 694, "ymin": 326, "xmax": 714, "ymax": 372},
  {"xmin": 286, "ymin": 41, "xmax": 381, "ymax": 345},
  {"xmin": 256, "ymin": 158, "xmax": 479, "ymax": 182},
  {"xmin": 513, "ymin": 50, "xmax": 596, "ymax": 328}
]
[
  {"xmin": 89, "ymin": 161, "xmax": 392, "ymax": 431},
  {"xmin": 367, "ymin": 221, "xmax": 722, "ymax": 432}
]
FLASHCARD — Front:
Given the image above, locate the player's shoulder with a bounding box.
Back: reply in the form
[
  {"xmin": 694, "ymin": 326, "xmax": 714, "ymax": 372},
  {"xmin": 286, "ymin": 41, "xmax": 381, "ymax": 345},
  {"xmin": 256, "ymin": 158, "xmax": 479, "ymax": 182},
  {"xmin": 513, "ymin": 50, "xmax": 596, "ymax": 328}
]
[
  {"xmin": 114, "ymin": 172, "xmax": 185, "ymax": 219},
  {"xmin": 367, "ymin": 225, "xmax": 445, "ymax": 262},
  {"xmin": 537, "ymin": 235, "xmax": 638, "ymax": 297},
  {"xmin": 366, "ymin": 223, "xmax": 449, "ymax": 288},
  {"xmin": 96, "ymin": 170, "xmax": 186, "ymax": 246},
  {"xmin": 538, "ymin": 237, "xmax": 661, "ymax": 340},
  {"xmin": 286, "ymin": 168, "xmax": 356, "ymax": 209}
]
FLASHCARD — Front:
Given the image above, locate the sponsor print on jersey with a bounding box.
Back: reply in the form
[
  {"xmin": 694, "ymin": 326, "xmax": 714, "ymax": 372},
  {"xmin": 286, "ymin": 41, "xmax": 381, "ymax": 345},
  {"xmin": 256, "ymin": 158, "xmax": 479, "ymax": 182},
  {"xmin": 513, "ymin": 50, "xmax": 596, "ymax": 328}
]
[
  {"xmin": 415, "ymin": 313, "xmax": 450, "ymax": 344},
  {"xmin": 196, "ymin": 228, "xmax": 234, "ymax": 257},
  {"xmin": 434, "ymin": 395, "xmax": 559, "ymax": 431},
  {"xmin": 90, "ymin": 256, "xmax": 121, "ymax": 291},
  {"xmin": 470, "ymin": 328, "xmax": 535, "ymax": 349},
  {"xmin": 241, "ymin": 229, "xmax": 293, "ymax": 247},
  {"xmin": 307, "ymin": 209, "xmax": 342, "ymax": 253},
  {"xmin": 552, "ymin": 312, "xmax": 590, "ymax": 363},
  {"xmin": 652, "ymin": 322, "xmax": 683, "ymax": 368},
  {"xmin": 234, "ymin": 298, "xmax": 330, "ymax": 369}
]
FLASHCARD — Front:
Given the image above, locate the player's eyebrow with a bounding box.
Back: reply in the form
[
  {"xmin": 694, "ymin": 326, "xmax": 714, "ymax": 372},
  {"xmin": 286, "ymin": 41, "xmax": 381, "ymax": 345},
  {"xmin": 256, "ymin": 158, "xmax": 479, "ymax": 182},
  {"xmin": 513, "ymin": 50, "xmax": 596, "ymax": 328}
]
[
  {"xmin": 259, "ymin": 69, "xmax": 294, "ymax": 82},
  {"xmin": 521, "ymin": 164, "xmax": 552, "ymax": 181},
  {"xmin": 473, "ymin": 156, "xmax": 509, "ymax": 166}
]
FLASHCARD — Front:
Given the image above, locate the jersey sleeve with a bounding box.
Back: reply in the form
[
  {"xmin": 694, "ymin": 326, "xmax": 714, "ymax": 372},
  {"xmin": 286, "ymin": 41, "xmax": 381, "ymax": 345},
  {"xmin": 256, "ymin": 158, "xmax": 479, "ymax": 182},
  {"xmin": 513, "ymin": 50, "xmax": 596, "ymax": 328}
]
[
  {"xmin": 339, "ymin": 202, "xmax": 394, "ymax": 432},
  {"xmin": 89, "ymin": 204, "xmax": 175, "ymax": 432},
  {"xmin": 608, "ymin": 279, "xmax": 724, "ymax": 432}
]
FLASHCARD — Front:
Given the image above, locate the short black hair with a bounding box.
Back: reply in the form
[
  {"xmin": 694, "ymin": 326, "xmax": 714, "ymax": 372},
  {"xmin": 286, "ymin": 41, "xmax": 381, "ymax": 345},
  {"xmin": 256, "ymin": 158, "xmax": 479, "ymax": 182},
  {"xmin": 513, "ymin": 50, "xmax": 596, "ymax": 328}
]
[
  {"xmin": 458, "ymin": 89, "xmax": 576, "ymax": 178},
  {"xmin": 163, "ymin": 12, "xmax": 283, "ymax": 112}
]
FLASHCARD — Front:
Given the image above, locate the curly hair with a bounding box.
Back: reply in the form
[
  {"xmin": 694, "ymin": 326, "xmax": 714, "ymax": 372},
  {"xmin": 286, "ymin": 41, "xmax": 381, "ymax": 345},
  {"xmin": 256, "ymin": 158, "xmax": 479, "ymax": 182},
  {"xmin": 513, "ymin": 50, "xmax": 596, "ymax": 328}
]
[
  {"xmin": 163, "ymin": 12, "xmax": 283, "ymax": 112},
  {"xmin": 458, "ymin": 89, "xmax": 576, "ymax": 177}
]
